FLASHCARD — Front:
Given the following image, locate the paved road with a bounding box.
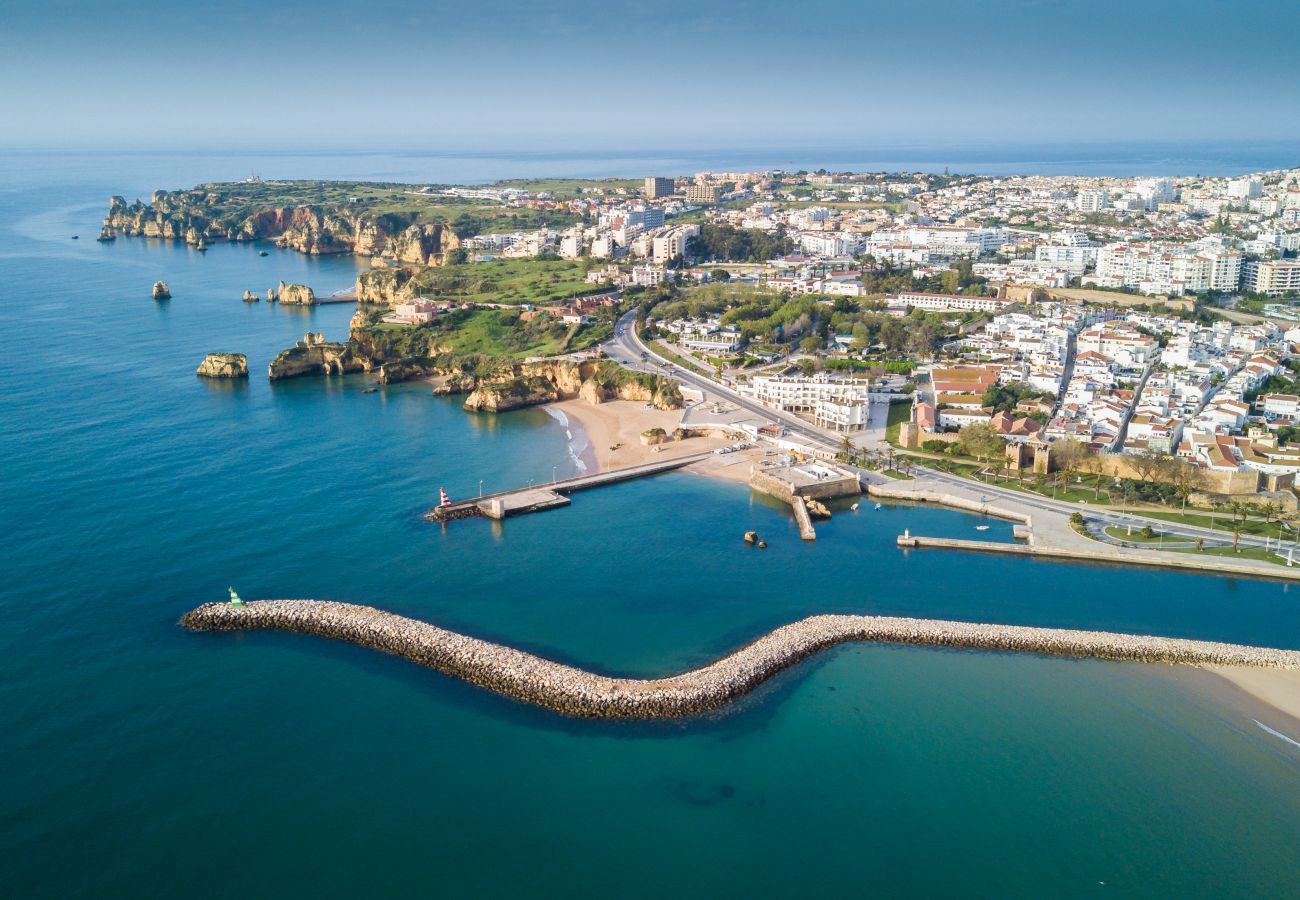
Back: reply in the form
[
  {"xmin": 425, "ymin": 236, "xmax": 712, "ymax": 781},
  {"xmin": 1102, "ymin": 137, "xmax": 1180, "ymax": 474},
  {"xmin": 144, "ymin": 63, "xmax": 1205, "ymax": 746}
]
[{"xmin": 605, "ymin": 312, "xmax": 1297, "ymax": 557}]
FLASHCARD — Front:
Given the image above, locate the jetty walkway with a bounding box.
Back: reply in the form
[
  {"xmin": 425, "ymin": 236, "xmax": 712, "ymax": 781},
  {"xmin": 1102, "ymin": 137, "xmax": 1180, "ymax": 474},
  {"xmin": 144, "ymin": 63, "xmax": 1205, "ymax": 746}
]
[
  {"xmin": 182, "ymin": 600, "xmax": 1300, "ymax": 720},
  {"xmin": 428, "ymin": 451, "xmax": 714, "ymax": 521}
]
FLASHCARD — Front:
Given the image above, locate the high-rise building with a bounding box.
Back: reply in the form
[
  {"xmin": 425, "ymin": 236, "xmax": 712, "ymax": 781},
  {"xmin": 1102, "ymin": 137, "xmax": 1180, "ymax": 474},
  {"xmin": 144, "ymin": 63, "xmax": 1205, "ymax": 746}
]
[
  {"xmin": 651, "ymin": 225, "xmax": 699, "ymax": 263},
  {"xmin": 1244, "ymin": 259, "xmax": 1300, "ymax": 296},
  {"xmin": 644, "ymin": 176, "xmax": 675, "ymax": 199},
  {"xmin": 1076, "ymin": 190, "xmax": 1109, "ymax": 212},
  {"xmin": 685, "ymin": 184, "xmax": 721, "ymax": 205}
]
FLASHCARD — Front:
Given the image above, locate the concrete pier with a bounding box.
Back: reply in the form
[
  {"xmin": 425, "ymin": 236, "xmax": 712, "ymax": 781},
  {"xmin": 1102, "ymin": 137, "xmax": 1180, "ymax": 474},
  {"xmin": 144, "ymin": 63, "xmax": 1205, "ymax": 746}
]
[
  {"xmin": 182, "ymin": 600, "xmax": 1300, "ymax": 720},
  {"xmin": 428, "ymin": 452, "xmax": 713, "ymax": 522},
  {"xmin": 899, "ymin": 534, "xmax": 1300, "ymax": 583},
  {"xmin": 792, "ymin": 496, "xmax": 817, "ymax": 541}
]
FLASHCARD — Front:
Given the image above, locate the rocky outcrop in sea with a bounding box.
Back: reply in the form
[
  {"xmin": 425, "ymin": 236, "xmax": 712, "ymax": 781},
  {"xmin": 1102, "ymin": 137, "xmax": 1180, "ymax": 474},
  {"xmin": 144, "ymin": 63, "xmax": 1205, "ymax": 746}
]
[{"xmin": 196, "ymin": 353, "xmax": 249, "ymax": 378}]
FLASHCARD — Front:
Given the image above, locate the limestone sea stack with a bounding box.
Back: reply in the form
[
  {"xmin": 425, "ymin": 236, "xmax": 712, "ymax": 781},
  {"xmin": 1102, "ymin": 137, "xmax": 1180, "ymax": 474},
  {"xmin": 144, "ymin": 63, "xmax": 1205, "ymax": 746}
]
[
  {"xmin": 242, "ymin": 290, "xmax": 259, "ymax": 303},
  {"xmin": 152, "ymin": 281, "xmax": 171, "ymax": 300},
  {"xmin": 196, "ymin": 353, "xmax": 249, "ymax": 378},
  {"xmin": 276, "ymin": 280, "xmax": 315, "ymax": 305}
]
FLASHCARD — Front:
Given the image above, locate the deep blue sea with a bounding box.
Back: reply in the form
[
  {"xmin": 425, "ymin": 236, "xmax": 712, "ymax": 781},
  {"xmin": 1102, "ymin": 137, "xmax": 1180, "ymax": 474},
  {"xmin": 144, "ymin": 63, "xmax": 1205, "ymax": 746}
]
[{"xmin": 1, "ymin": 150, "xmax": 1298, "ymax": 898}]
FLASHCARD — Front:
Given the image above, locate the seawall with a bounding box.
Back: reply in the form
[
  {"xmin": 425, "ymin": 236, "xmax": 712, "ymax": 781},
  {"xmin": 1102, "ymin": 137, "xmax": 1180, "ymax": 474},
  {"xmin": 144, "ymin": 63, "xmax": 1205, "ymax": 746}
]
[
  {"xmin": 181, "ymin": 600, "xmax": 1300, "ymax": 720},
  {"xmin": 900, "ymin": 535, "xmax": 1300, "ymax": 583}
]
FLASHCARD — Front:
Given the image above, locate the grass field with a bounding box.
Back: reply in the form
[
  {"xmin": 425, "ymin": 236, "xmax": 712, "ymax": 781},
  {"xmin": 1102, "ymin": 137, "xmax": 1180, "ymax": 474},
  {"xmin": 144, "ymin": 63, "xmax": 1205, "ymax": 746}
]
[
  {"xmin": 1137, "ymin": 509, "xmax": 1293, "ymax": 541},
  {"xmin": 884, "ymin": 400, "xmax": 912, "ymax": 444},
  {"xmin": 410, "ymin": 257, "xmax": 607, "ymax": 306},
  {"xmin": 490, "ymin": 177, "xmax": 642, "ymax": 198}
]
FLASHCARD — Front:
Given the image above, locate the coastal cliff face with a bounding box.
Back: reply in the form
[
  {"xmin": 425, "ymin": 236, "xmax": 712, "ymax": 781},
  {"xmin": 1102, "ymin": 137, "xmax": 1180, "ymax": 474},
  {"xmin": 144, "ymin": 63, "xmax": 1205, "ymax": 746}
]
[
  {"xmin": 355, "ymin": 267, "xmax": 414, "ymax": 304},
  {"xmin": 462, "ymin": 360, "xmax": 681, "ymax": 414},
  {"xmin": 101, "ymin": 192, "xmax": 460, "ymax": 264},
  {"xmin": 196, "ymin": 353, "xmax": 248, "ymax": 378},
  {"xmin": 463, "ymin": 376, "xmax": 560, "ymax": 412}
]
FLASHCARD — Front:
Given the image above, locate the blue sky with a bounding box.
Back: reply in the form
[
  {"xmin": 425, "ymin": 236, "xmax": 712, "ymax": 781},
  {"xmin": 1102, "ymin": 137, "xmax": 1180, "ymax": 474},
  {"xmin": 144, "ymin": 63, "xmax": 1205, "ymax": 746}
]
[{"xmin": 2, "ymin": 0, "xmax": 1298, "ymax": 149}]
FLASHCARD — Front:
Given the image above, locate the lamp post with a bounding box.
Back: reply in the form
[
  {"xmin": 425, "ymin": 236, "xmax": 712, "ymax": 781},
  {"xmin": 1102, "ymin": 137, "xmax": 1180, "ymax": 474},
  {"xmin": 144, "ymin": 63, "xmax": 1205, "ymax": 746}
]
[
  {"xmin": 552, "ymin": 465, "xmax": 557, "ymax": 484},
  {"xmin": 479, "ymin": 479, "xmax": 484, "ymax": 498}
]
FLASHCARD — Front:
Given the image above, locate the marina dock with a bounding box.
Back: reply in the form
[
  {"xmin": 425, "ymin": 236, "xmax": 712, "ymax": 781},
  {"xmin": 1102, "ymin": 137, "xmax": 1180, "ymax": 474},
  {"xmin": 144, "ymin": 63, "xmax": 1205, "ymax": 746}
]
[{"xmin": 427, "ymin": 451, "xmax": 714, "ymax": 522}]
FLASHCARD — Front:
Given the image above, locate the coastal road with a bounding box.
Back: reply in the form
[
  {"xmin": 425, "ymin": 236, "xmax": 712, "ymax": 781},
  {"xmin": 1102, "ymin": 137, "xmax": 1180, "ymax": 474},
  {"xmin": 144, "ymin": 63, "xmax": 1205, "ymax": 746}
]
[
  {"xmin": 607, "ymin": 311, "xmax": 848, "ymax": 455},
  {"xmin": 605, "ymin": 313, "xmax": 1297, "ymax": 557}
]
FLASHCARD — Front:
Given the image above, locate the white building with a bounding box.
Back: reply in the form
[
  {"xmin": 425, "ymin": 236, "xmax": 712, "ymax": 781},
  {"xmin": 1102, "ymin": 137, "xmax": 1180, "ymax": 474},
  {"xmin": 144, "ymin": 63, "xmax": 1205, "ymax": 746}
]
[
  {"xmin": 1034, "ymin": 244, "xmax": 1098, "ymax": 275},
  {"xmin": 1244, "ymin": 259, "xmax": 1300, "ymax": 296},
  {"xmin": 813, "ymin": 398, "xmax": 870, "ymax": 432},
  {"xmin": 652, "ymin": 225, "xmax": 699, "ymax": 264},
  {"xmin": 887, "ymin": 292, "xmax": 1013, "ymax": 313},
  {"xmin": 740, "ymin": 373, "xmax": 872, "ymax": 412},
  {"xmin": 1076, "ymin": 190, "xmax": 1109, "ymax": 212}
]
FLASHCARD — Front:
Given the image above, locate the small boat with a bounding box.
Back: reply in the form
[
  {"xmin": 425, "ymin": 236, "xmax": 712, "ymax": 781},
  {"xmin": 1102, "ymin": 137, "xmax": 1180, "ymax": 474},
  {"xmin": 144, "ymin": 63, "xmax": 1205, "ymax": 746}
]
[
  {"xmin": 874, "ymin": 503, "xmax": 882, "ymax": 510},
  {"xmin": 975, "ymin": 525, "xmax": 990, "ymax": 531},
  {"xmin": 258, "ymin": 250, "xmax": 269, "ymax": 257},
  {"xmin": 71, "ymin": 235, "xmax": 79, "ymax": 240},
  {"xmin": 850, "ymin": 502, "xmax": 859, "ymax": 512}
]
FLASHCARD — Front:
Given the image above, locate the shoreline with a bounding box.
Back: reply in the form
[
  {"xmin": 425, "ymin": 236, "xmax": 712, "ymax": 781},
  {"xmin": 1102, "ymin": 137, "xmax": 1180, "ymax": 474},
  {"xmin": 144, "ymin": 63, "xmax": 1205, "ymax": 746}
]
[
  {"xmin": 548, "ymin": 398, "xmax": 736, "ymax": 474},
  {"xmin": 1203, "ymin": 666, "xmax": 1300, "ymax": 736}
]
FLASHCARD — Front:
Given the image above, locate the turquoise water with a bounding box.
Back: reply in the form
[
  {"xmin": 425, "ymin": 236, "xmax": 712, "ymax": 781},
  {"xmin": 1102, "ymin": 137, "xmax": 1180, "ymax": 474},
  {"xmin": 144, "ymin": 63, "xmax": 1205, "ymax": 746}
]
[{"xmin": 1, "ymin": 153, "xmax": 1298, "ymax": 898}]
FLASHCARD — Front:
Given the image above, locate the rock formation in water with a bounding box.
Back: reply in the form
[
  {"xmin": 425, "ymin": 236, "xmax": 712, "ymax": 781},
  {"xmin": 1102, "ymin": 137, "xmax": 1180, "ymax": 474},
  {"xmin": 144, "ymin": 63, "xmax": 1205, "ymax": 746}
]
[
  {"xmin": 242, "ymin": 290, "xmax": 258, "ymax": 303},
  {"xmin": 268, "ymin": 332, "xmax": 368, "ymax": 380},
  {"xmin": 196, "ymin": 353, "xmax": 249, "ymax": 378},
  {"xmin": 276, "ymin": 280, "xmax": 315, "ymax": 305},
  {"xmin": 152, "ymin": 281, "xmax": 171, "ymax": 300},
  {"xmin": 463, "ymin": 376, "xmax": 560, "ymax": 412}
]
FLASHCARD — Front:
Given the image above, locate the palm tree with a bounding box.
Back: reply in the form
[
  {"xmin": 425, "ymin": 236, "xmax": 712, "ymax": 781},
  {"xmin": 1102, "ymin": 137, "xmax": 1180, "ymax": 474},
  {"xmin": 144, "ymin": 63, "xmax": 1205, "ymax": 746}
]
[{"xmin": 1227, "ymin": 501, "xmax": 1251, "ymax": 552}]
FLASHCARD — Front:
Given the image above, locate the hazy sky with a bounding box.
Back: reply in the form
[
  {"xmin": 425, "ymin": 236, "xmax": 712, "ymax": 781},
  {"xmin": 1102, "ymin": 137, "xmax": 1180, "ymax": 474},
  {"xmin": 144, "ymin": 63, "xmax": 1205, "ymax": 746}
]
[{"xmin": 2, "ymin": 0, "xmax": 1298, "ymax": 150}]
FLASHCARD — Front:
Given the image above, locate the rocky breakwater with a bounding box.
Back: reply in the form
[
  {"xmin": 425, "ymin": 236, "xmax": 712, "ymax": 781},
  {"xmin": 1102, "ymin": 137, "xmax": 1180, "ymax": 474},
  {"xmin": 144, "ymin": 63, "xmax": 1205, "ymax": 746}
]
[
  {"xmin": 268, "ymin": 332, "xmax": 368, "ymax": 380},
  {"xmin": 180, "ymin": 600, "xmax": 1300, "ymax": 720},
  {"xmin": 101, "ymin": 189, "xmax": 460, "ymax": 264},
  {"xmin": 196, "ymin": 353, "xmax": 249, "ymax": 379}
]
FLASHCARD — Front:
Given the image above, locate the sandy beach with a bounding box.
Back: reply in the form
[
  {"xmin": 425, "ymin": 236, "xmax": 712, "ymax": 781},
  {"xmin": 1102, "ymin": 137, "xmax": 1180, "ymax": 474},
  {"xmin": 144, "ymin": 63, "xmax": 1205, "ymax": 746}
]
[
  {"xmin": 1207, "ymin": 667, "xmax": 1300, "ymax": 729},
  {"xmin": 550, "ymin": 399, "xmax": 727, "ymax": 469}
]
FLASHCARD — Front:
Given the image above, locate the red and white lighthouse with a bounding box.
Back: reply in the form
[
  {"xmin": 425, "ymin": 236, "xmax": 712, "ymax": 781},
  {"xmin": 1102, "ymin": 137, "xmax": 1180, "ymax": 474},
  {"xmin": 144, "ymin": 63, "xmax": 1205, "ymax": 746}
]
[{"xmin": 438, "ymin": 487, "xmax": 452, "ymax": 507}]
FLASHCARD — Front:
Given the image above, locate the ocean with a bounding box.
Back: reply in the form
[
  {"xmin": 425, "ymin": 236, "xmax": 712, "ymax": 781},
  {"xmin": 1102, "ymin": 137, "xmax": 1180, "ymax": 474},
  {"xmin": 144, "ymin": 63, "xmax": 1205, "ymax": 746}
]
[{"xmin": 1, "ymin": 150, "xmax": 1298, "ymax": 898}]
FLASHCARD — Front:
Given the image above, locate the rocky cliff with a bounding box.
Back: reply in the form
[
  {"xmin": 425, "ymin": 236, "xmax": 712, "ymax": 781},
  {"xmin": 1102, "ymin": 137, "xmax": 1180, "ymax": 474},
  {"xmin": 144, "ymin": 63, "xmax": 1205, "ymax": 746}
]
[
  {"xmin": 355, "ymin": 266, "xmax": 415, "ymax": 304},
  {"xmin": 463, "ymin": 376, "xmax": 560, "ymax": 412},
  {"xmin": 461, "ymin": 359, "xmax": 681, "ymax": 414},
  {"xmin": 196, "ymin": 353, "xmax": 248, "ymax": 378},
  {"xmin": 101, "ymin": 190, "xmax": 460, "ymax": 264},
  {"xmin": 277, "ymin": 280, "xmax": 315, "ymax": 305},
  {"xmin": 268, "ymin": 334, "xmax": 369, "ymax": 380}
]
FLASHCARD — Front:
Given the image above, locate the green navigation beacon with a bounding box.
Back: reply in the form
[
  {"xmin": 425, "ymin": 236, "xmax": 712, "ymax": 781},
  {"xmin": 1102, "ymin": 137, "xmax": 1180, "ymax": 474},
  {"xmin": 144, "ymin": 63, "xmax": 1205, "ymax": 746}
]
[{"xmin": 228, "ymin": 587, "xmax": 245, "ymax": 606}]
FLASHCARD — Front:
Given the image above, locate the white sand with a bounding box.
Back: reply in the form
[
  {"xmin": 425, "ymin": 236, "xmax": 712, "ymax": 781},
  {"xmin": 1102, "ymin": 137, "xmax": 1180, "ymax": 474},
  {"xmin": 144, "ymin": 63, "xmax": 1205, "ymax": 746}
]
[
  {"xmin": 552, "ymin": 399, "xmax": 730, "ymax": 471},
  {"xmin": 1207, "ymin": 667, "xmax": 1300, "ymax": 725}
]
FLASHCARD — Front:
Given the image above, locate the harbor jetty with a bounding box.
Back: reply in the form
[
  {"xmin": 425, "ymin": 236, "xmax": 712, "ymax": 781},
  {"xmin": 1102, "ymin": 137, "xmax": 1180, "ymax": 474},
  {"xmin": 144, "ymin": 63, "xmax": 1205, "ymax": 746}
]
[
  {"xmin": 181, "ymin": 600, "xmax": 1300, "ymax": 720},
  {"xmin": 429, "ymin": 451, "xmax": 713, "ymax": 522}
]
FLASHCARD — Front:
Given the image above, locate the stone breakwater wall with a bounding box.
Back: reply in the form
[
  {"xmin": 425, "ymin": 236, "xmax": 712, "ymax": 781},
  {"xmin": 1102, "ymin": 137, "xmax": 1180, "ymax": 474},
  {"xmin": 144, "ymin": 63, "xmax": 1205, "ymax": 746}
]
[
  {"xmin": 181, "ymin": 600, "xmax": 1300, "ymax": 720},
  {"xmin": 867, "ymin": 483, "xmax": 1031, "ymax": 526}
]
